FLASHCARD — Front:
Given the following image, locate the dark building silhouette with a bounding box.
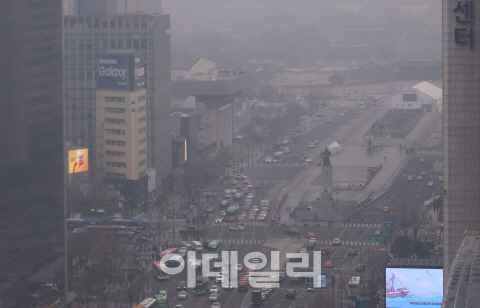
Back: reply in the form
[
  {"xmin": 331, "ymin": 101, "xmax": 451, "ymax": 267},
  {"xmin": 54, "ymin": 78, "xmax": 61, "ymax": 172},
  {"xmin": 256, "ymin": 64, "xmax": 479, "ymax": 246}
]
[{"xmin": 0, "ymin": 0, "xmax": 64, "ymax": 305}]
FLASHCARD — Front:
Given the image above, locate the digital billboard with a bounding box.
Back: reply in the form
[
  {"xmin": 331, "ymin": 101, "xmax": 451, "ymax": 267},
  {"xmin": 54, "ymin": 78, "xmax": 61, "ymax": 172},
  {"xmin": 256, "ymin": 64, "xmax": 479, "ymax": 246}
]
[
  {"xmin": 97, "ymin": 53, "xmax": 144, "ymax": 91},
  {"xmin": 385, "ymin": 268, "xmax": 443, "ymax": 308},
  {"xmin": 68, "ymin": 148, "xmax": 89, "ymax": 174}
]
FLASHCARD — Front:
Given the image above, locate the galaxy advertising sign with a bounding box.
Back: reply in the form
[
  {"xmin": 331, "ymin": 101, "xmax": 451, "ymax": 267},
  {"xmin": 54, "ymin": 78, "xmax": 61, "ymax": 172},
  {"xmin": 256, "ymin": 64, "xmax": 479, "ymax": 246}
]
[{"xmin": 97, "ymin": 53, "xmax": 145, "ymax": 91}]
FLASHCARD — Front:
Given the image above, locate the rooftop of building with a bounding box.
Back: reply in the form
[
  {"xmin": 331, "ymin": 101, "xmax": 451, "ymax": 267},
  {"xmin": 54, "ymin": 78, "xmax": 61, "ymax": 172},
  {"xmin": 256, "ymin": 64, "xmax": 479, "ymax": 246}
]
[{"xmin": 172, "ymin": 58, "xmax": 202, "ymax": 70}]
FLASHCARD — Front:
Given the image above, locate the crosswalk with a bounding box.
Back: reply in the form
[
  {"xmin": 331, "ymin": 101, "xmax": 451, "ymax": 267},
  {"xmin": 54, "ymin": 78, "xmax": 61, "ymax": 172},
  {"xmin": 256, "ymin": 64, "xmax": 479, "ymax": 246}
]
[
  {"xmin": 216, "ymin": 222, "xmax": 266, "ymax": 226},
  {"xmin": 416, "ymin": 150, "xmax": 443, "ymax": 155},
  {"xmin": 318, "ymin": 240, "xmax": 378, "ymax": 247},
  {"xmin": 223, "ymin": 239, "xmax": 265, "ymax": 245},
  {"xmin": 339, "ymin": 223, "xmax": 381, "ymax": 228},
  {"xmin": 258, "ymin": 162, "xmax": 311, "ymax": 167}
]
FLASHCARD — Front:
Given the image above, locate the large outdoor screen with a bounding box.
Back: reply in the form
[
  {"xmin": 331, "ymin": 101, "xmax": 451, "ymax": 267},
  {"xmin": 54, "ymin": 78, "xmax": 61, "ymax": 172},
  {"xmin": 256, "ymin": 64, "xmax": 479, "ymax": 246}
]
[
  {"xmin": 385, "ymin": 268, "xmax": 443, "ymax": 308},
  {"xmin": 68, "ymin": 148, "xmax": 89, "ymax": 174}
]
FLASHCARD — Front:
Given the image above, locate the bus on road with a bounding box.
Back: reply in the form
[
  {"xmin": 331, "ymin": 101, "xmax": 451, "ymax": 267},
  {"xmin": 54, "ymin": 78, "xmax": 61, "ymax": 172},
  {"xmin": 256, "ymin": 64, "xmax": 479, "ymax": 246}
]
[
  {"xmin": 134, "ymin": 297, "xmax": 157, "ymax": 308},
  {"xmin": 274, "ymin": 151, "xmax": 284, "ymax": 163},
  {"xmin": 159, "ymin": 247, "xmax": 178, "ymax": 258},
  {"xmin": 194, "ymin": 276, "xmax": 209, "ymax": 295},
  {"xmin": 152, "ymin": 261, "xmax": 169, "ymax": 280},
  {"xmin": 206, "ymin": 240, "xmax": 222, "ymax": 254}
]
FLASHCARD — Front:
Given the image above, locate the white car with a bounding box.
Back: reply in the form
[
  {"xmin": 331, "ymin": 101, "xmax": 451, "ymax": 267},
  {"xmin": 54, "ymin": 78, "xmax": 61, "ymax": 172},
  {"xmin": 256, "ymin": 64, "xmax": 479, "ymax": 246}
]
[
  {"xmin": 230, "ymin": 189, "xmax": 237, "ymax": 194},
  {"xmin": 332, "ymin": 238, "xmax": 341, "ymax": 246},
  {"xmin": 247, "ymin": 183, "xmax": 253, "ymax": 189},
  {"xmin": 211, "ymin": 302, "xmax": 221, "ymax": 308},
  {"xmin": 220, "ymin": 210, "xmax": 226, "ymax": 216},
  {"xmin": 210, "ymin": 284, "xmax": 219, "ymax": 293},
  {"xmin": 188, "ymin": 255, "xmax": 196, "ymax": 263},
  {"xmin": 417, "ymin": 175, "xmax": 423, "ymax": 181},
  {"xmin": 340, "ymin": 113, "xmax": 344, "ymax": 117},
  {"xmin": 247, "ymin": 193, "xmax": 254, "ymax": 199},
  {"xmin": 215, "ymin": 216, "xmax": 223, "ymax": 223},
  {"xmin": 428, "ymin": 182, "xmax": 433, "ymax": 187},
  {"xmin": 424, "ymin": 200, "xmax": 431, "ymax": 206},
  {"xmin": 265, "ymin": 157, "xmax": 273, "ymax": 163},
  {"xmin": 407, "ymin": 175, "xmax": 413, "ymax": 181},
  {"xmin": 309, "ymin": 143, "xmax": 315, "ymax": 148},
  {"xmin": 305, "ymin": 157, "xmax": 312, "ymax": 162},
  {"xmin": 308, "ymin": 238, "xmax": 317, "ymax": 244},
  {"xmin": 216, "ymin": 274, "xmax": 224, "ymax": 283},
  {"xmin": 438, "ymin": 176, "xmax": 444, "ymax": 182},
  {"xmin": 209, "ymin": 292, "xmax": 219, "ymax": 302},
  {"xmin": 299, "ymin": 248, "xmax": 307, "ymax": 253},
  {"xmin": 178, "ymin": 291, "xmax": 188, "ymax": 300},
  {"xmin": 229, "ymin": 225, "xmax": 245, "ymax": 231},
  {"xmin": 258, "ymin": 214, "xmax": 266, "ymax": 221},
  {"xmin": 72, "ymin": 228, "xmax": 87, "ymax": 233},
  {"xmin": 225, "ymin": 189, "xmax": 230, "ymax": 194},
  {"xmin": 420, "ymin": 170, "xmax": 426, "ymax": 176},
  {"xmin": 178, "ymin": 247, "xmax": 188, "ymax": 254}
]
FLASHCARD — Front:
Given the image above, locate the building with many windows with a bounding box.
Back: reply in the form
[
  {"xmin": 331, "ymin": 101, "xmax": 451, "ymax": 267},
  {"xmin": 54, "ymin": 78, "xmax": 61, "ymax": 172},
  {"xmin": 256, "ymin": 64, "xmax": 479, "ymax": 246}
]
[
  {"xmin": 0, "ymin": 0, "xmax": 64, "ymax": 305},
  {"xmin": 64, "ymin": 5, "xmax": 171, "ymax": 194},
  {"xmin": 443, "ymin": 0, "xmax": 480, "ymax": 305}
]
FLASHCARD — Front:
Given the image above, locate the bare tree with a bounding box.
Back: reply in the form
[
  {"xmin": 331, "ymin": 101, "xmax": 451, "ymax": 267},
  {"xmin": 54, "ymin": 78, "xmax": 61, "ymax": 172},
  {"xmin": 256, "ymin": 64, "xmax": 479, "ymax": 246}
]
[{"xmin": 395, "ymin": 202, "xmax": 428, "ymax": 240}]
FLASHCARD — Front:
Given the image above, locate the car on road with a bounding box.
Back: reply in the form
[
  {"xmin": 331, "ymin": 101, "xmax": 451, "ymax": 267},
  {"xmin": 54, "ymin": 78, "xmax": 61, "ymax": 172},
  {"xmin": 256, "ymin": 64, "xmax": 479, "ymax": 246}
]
[
  {"xmin": 309, "ymin": 143, "xmax": 315, "ymax": 148},
  {"xmin": 382, "ymin": 207, "xmax": 389, "ymax": 213},
  {"xmin": 231, "ymin": 180, "xmax": 238, "ymax": 185},
  {"xmin": 236, "ymin": 264, "xmax": 243, "ymax": 272},
  {"xmin": 285, "ymin": 289, "xmax": 297, "ymax": 299},
  {"xmin": 72, "ymin": 228, "xmax": 87, "ymax": 233},
  {"xmin": 360, "ymin": 105, "xmax": 366, "ymax": 109},
  {"xmin": 308, "ymin": 238, "xmax": 317, "ymax": 244},
  {"xmin": 321, "ymin": 248, "xmax": 330, "ymax": 255},
  {"xmin": 220, "ymin": 210, "xmax": 226, "ymax": 217},
  {"xmin": 332, "ymin": 238, "xmax": 341, "ymax": 246},
  {"xmin": 248, "ymin": 215, "xmax": 256, "ymax": 220},
  {"xmin": 356, "ymin": 264, "xmax": 366, "ymax": 272},
  {"xmin": 255, "ymin": 184, "xmax": 263, "ymax": 190},
  {"xmin": 417, "ymin": 175, "xmax": 423, "ymax": 181},
  {"xmin": 230, "ymin": 188, "xmax": 237, "ymax": 194},
  {"xmin": 299, "ymin": 248, "xmax": 307, "ymax": 253},
  {"xmin": 178, "ymin": 290, "xmax": 188, "ymax": 300},
  {"xmin": 209, "ymin": 292, "xmax": 219, "ymax": 301},
  {"xmin": 306, "ymin": 157, "xmax": 312, "ymax": 162},
  {"xmin": 178, "ymin": 246, "xmax": 188, "ymax": 255},
  {"xmin": 225, "ymin": 189, "xmax": 230, "ymax": 194},
  {"xmin": 243, "ymin": 178, "xmax": 250, "ymax": 185},
  {"xmin": 407, "ymin": 175, "xmax": 413, "ymax": 181},
  {"xmin": 216, "ymin": 274, "xmax": 224, "ymax": 283},
  {"xmin": 324, "ymin": 260, "xmax": 333, "ymax": 268},
  {"xmin": 424, "ymin": 200, "xmax": 431, "ymax": 206},
  {"xmin": 206, "ymin": 206, "xmax": 213, "ymax": 213},
  {"xmin": 226, "ymin": 217, "xmax": 236, "ymax": 223},
  {"xmin": 419, "ymin": 158, "xmax": 425, "ymax": 163},
  {"xmin": 174, "ymin": 305, "xmax": 183, "ymax": 308},
  {"xmin": 265, "ymin": 157, "xmax": 273, "ymax": 163},
  {"xmin": 229, "ymin": 225, "xmax": 245, "ymax": 231},
  {"xmin": 304, "ymin": 232, "xmax": 316, "ymax": 239},
  {"xmin": 177, "ymin": 281, "xmax": 187, "ymax": 291},
  {"xmin": 224, "ymin": 283, "xmax": 234, "ymax": 290},
  {"xmin": 420, "ymin": 170, "xmax": 426, "ymax": 176},
  {"xmin": 244, "ymin": 199, "xmax": 252, "ymax": 206},
  {"xmin": 214, "ymin": 216, "xmax": 223, "ymax": 223},
  {"xmin": 247, "ymin": 193, "xmax": 254, "ymax": 199},
  {"xmin": 340, "ymin": 113, "xmax": 344, "ymax": 117},
  {"xmin": 306, "ymin": 241, "xmax": 316, "ymax": 250},
  {"xmin": 258, "ymin": 214, "xmax": 266, "ymax": 221},
  {"xmin": 284, "ymin": 228, "xmax": 299, "ymax": 235},
  {"xmin": 438, "ymin": 176, "xmax": 444, "ymax": 182},
  {"xmin": 211, "ymin": 302, "xmax": 221, "ymax": 308},
  {"xmin": 247, "ymin": 183, "xmax": 253, "ymax": 189},
  {"xmin": 348, "ymin": 249, "xmax": 358, "ymax": 256},
  {"xmin": 428, "ymin": 181, "xmax": 433, "ymax": 187},
  {"xmin": 210, "ymin": 285, "xmax": 219, "ymax": 293},
  {"xmin": 353, "ymin": 110, "xmax": 358, "ymax": 114}
]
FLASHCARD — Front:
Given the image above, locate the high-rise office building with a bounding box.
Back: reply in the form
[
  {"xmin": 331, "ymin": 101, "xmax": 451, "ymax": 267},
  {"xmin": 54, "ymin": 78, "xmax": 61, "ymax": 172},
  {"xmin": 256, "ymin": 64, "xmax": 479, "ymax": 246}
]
[
  {"xmin": 443, "ymin": 0, "xmax": 480, "ymax": 288},
  {"xmin": 64, "ymin": 4, "xmax": 171, "ymax": 194},
  {"xmin": 0, "ymin": 0, "xmax": 64, "ymax": 305},
  {"xmin": 96, "ymin": 53, "xmax": 148, "ymax": 206}
]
